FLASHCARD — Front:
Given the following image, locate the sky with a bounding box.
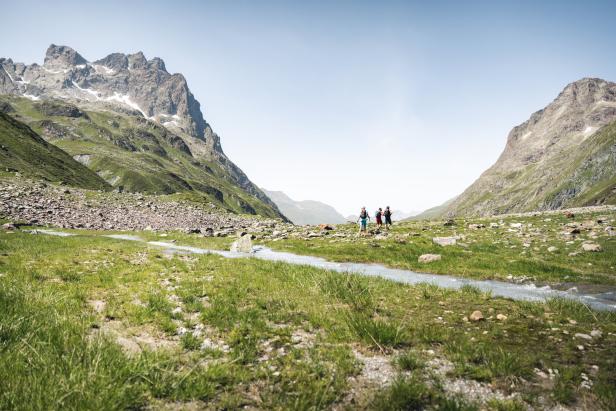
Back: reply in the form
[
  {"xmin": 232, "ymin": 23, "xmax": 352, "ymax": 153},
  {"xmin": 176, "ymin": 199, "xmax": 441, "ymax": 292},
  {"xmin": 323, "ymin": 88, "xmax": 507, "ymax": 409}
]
[{"xmin": 2, "ymin": 0, "xmax": 616, "ymax": 216}]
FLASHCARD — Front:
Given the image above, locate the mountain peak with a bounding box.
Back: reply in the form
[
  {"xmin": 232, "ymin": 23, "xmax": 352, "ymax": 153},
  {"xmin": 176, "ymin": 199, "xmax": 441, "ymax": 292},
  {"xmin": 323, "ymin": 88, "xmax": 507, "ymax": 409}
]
[
  {"xmin": 556, "ymin": 77, "xmax": 615, "ymax": 106},
  {"xmin": 148, "ymin": 57, "xmax": 166, "ymax": 72},
  {"xmin": 1, "ymin": 45, "xmax": 210, "ymax": 141},
  {"xmin": 44, "ymin": 44, "xmax": 87, "ymax": 67},
  {"xmin": 128, "ymin": 51, "xmax": 147, "ymax": 69}
]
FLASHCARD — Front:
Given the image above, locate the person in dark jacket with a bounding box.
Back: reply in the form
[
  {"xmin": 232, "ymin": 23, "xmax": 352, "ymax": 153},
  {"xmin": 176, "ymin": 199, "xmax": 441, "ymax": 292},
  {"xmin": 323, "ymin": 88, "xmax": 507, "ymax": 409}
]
[
  {"xmin": 375, "ymin": 208, "xmax": 383, "ymax": 229},
  {"xmin": 383, "ymin": 206, "xmax": 393, "ymax": 230}
]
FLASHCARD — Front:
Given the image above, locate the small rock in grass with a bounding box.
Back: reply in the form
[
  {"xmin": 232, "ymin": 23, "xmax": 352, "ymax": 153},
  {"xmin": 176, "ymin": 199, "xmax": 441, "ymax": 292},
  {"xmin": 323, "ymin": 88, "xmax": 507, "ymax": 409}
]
[
  {"xmin": 547, "ymin": 246, "xmax": 558, "ymax": 252},
  {"xmin": 496, "ymin": 314, "xmax": 508, "ymax": 321},
  {"xmin": 582, "ymin": 243, "xmax": 602, "ymax": 252},
  {"xmin": 418, "ymin": 254, "xmax": 441, "ymax": 263},
  {"xmin": 469, "ymin": 311, "xmax": 484, "ymax": 321},
  {"xmin": 575, "ymin": 333, "xmax": 592, "ymax": 340},
  {"xmin": 590, "ymin": 329, "xmax": 602, "ymax": 338},
  {"xmin": 432, "ymin": 237, "xmax": 457, "ymax": 246},
  {"xmin": 2, "ymin": 222, "xmax": 17, "ymax": 230}
]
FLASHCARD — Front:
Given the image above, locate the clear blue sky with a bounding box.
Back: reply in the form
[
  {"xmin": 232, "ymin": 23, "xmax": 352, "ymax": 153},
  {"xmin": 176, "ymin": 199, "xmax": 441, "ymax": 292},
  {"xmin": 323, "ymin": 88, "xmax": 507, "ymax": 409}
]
[{"xmin": 2, "ymin": 0, "xmax": 615, "ymax": 216}]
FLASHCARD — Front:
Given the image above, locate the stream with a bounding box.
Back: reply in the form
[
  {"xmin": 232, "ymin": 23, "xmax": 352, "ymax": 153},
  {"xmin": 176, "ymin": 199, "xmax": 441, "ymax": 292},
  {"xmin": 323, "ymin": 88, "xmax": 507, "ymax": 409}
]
[{"xmin": 29, "ymin": 229, "xmax": 616, "ymax": 312}]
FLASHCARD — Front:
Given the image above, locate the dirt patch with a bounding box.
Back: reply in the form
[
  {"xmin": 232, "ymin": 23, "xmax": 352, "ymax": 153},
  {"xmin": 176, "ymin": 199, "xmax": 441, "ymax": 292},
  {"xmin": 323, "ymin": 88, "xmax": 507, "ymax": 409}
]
[
  {"xmin": 91, "ymin": 320, "xmax": 180, "ymax": 356},
  {"xmin": 145, "ymin": 399, "xmax": 207, "ymax": 410},
  {"xmin": 426, "ymin": 354, "xmax": 519, "ymax": 405},
  {"xmin": 291, "ymin": 328, "xmax": 317, "ymax": 349},
  {"xmin": 334, "ymin": 348, "xmax": 396, "ymax": 410},
  {"xmin": 129, "ymin": 251, "xmax": 150, "ymax": 265},
  {"xmin": 87, "ymin": 299, "xmax": 106, "ymax": 313}
]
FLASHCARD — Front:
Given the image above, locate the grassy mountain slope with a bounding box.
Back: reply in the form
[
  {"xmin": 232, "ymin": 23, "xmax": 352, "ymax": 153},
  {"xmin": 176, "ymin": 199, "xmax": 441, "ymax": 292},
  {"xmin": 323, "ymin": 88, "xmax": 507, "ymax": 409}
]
[
  {"xmin": 412, "ymin": 197, "xmax": 457, "ymax": 220},
  {"xmin": 448, "ymin": 120, "xmax": 616, "ymax": 217},
  {"xmin": 0, "ymin": 95, "xmax": 283, "ymax": 218},
  {"xmin": 0, "ymin": 111, "xmax": 109, "ymax": 190}
]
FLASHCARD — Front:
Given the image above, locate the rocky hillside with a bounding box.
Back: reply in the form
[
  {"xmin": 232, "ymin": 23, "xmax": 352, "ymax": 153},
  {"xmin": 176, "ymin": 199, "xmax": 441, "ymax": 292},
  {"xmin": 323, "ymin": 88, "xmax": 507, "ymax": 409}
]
[
  {"xmin": 424, "ymin": 78, "xmax": 616, "ymax": 218},
  {"xmin": 263, "ymin": 189, "xmax": 346, "ymax": 225},
  {"xmin": 0, "ymin": 45, "xmax": 283, "ymax": 218},
  {"xmin": 0, "ymin": 177, "xmax": 288, "ymax": 234},
  {"xmin": 0, "ymin": 111, "xmax": 108, "ymax": 190}
]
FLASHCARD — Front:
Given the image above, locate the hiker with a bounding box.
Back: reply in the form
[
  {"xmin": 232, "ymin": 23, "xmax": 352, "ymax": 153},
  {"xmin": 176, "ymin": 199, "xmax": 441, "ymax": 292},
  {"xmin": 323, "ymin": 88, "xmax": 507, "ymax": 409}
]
[
  {"xmin": 383, "ymin": 206, "xmax": 393, "ymax": 230},
  {"xmin": 375, "ymin": 208, "xmax": 383, "ymax": 229},
  {"xmin": 357, "ymin": 207, "xmax": 370, "ymax": 234}
]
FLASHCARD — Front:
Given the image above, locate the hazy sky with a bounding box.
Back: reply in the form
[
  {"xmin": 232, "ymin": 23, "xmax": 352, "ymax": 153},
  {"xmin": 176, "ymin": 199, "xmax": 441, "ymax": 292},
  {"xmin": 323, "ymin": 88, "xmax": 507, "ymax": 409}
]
[{"xmin": 2, "ymin": 0, "xmax": 616, "ymax": 216}]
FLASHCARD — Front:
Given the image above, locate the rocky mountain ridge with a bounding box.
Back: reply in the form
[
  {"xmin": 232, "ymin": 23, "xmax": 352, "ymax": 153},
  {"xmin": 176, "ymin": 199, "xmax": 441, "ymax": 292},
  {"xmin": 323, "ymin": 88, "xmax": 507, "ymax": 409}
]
[
  {"xmin": 0, "ymin": 45, "xmax": 212, "ymax": 144},
  {"xmin": 0, "ymin": 45, "xmax": 283, "ymax": 219},
  {"xmin": 423, "ymin": 77, "xmax": 616, "ymax": 218}
]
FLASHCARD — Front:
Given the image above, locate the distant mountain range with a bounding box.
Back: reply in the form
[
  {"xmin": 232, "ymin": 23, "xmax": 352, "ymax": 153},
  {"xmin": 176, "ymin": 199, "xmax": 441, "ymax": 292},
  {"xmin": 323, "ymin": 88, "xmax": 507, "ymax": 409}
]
[
  {"xmin": 262, "ymin": 189, "xmax": 347, "ymax": 225},
  {"xmin": 0, "ymin": 45, "xmax": 285, "ymax": 218},
  {"xmin": 417, "ymin": 78, "xmax": 616, "ymax": 218}
]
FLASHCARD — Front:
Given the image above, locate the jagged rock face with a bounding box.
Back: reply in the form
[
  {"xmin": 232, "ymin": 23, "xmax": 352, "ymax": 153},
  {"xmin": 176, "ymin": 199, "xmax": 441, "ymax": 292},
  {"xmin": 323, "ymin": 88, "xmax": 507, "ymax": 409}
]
[
  {"xmin": 436, "ymin": 78, "xmax": 616, "ymax": 217},
  {"xmin": 44, "ymin": 44, "xmax": 87, "ymax": 67},
  {"xmin": 0, "ymin": 45, "xmax": 210, "ymax": 143}
]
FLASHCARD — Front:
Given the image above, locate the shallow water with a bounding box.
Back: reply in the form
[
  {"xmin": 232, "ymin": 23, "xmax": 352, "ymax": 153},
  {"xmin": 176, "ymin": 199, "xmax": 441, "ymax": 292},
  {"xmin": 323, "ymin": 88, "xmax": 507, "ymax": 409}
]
[
  {"xmin": 26, "ymin": 229, "xmax": 76, "ymax": 237},
  {"xmin": 31, "ymin": 230, "xmax": 616, "ymax": 311}
]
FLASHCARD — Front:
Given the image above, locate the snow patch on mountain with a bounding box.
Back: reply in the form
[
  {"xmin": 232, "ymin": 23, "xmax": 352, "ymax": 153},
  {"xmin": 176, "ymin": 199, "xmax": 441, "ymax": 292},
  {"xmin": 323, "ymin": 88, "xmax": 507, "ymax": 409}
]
[{"xmin": 105, "ymin": 92, "xmax": 150, "ymax": 118}]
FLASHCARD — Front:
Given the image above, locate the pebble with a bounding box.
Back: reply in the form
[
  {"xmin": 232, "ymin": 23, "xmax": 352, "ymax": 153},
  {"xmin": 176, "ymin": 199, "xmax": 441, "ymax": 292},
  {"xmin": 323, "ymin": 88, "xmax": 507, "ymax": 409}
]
[{"xmin": 469, "ymin": 311, "xmax": 484, "ymax": 321}]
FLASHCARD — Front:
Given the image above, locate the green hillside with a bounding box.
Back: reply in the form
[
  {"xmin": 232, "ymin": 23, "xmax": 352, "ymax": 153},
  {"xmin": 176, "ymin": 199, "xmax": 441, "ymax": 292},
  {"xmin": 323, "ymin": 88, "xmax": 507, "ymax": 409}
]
[
  {"xmin": 0, "ymin": 96, "xmax": 283, "ymax": 218},
  {"xmin": 419, "ymin": 121, "xmax": 616, "ymax": 219},
  {"xmin": 0, "ymin": 111, "xmax": 109, "ymax": 190}
]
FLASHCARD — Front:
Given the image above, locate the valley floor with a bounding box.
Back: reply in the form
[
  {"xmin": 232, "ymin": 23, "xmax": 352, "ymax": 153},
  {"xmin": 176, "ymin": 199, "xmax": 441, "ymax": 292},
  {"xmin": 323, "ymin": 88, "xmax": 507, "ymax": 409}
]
[
  {"xmin": 262, "ymin": 207, "xmax": 616, "ymax": 287},
  {"xmin": 1, "ymin": 226, "xmax": 616, "ymax": 410}
]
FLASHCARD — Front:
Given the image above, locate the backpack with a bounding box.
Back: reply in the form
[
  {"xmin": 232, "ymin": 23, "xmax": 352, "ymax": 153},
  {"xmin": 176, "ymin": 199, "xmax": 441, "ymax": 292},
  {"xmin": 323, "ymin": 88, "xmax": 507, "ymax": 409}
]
[
  {"xmin": 384, "ymin": 209, "xmax": 391, "ymax": 217},
  {"xmin": 360, "ymin": 210, "xmax": 368, "ymax": 219}
]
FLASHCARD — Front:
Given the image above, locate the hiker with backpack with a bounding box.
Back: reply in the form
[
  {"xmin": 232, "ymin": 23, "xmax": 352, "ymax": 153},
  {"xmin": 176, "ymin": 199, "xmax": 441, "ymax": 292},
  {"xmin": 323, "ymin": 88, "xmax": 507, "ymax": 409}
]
[
  {"xmin": 383, "ymin": 206, "xmax": 393, "ymax": 230},
  {"xmin": 357, "ymin": 207, "xmax": 370, "ymax": 234},
  {"xmin": 375, "ymin": 208, "xmax": 383, "ymax": 229}
]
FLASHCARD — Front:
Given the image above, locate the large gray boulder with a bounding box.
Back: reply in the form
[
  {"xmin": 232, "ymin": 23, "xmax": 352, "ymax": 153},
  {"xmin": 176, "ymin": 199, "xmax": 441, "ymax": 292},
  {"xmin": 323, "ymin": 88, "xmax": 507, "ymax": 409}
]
[{"xmin": 230, "ymin": 234, "xmax": 253, "ymax": 253}]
